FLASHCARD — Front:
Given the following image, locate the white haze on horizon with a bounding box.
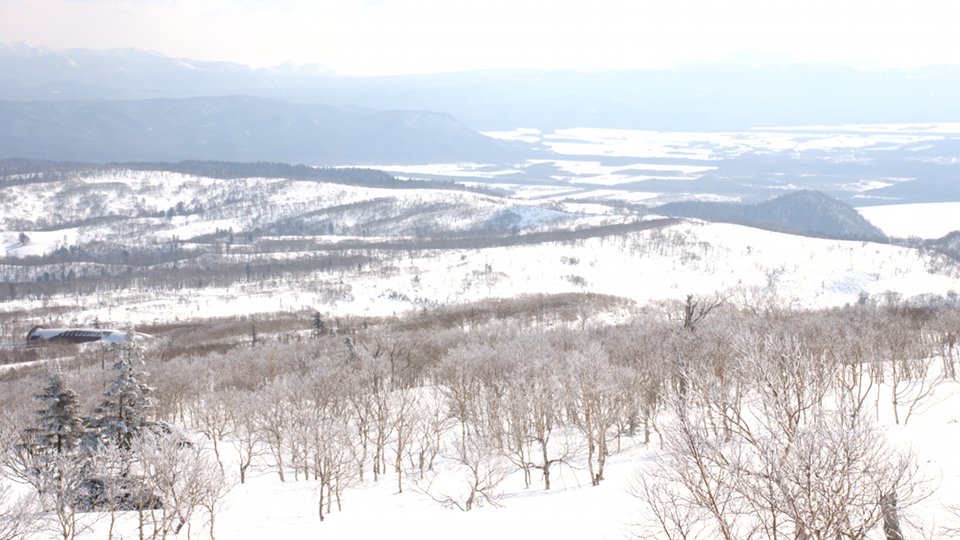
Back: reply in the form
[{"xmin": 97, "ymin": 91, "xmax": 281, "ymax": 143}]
[{"xmin": 1, "ymin": 0, "xmax": 959, "ymax": 75}]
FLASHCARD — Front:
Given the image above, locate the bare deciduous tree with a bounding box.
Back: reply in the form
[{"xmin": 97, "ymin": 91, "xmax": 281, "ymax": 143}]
[
  {"xmin": 26, "ymin": 451, "xmax": 91, "ymax": 540},
  {"xmin": 131, "ymin": 432, "xmax": 232, "ymax": 540},
  {"xmin": 636, "ymin": 320, "xmax": 925, "ymax": 540},
  {"xmin": 189, "ymin": 386, "xmax": 233, "ymax": 473},
  {"xmin": 421, "ymin": 432, "xmax": 510, "ymax": 512},
  {"xmin": 254, "ymin": 379, "xmax": 291, "ymax": 482},
  {"xmin": 566, "ymin": 342, "xmax": 625, "ymax": 486},
  {"xmin": 0, "ymin": 484, "xmax": 41, "ymax": 540}
]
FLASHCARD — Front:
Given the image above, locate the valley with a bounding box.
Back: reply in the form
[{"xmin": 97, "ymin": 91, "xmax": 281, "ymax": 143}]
[{"xmin": 2, "ymin": 123, "xmax": 959, "ymax": 352}]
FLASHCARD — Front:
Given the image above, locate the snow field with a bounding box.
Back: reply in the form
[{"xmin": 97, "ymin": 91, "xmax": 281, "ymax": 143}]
[
  {"xmin": 857, "ymin": 202, "xmax": 960, "ymax": 239},
  {"xmin": 3, "ymin": 220, "xmax": 957, "ymax": 330}
]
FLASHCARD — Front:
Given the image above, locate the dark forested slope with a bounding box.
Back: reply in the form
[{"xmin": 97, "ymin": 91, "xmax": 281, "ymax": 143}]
[{"xmin": 657, "ymin": 190, "xmax": 887, "ymax": 241}]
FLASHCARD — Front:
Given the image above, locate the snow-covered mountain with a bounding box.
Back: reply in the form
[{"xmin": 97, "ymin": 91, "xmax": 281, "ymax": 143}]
[{"xmin": 5, "ymin": 42, "xmax": 960, "ymax": 132}]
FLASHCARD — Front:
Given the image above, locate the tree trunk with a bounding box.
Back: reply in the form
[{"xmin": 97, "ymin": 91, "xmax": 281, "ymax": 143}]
[
  {"xmin": 882, "ymin": 492, "xmax": 904, "ymax": 540},
  {"xmin": 541, "ymin": 444, "xmax": 552, "ymax": 490},
  {"xmin": 318, "ymin": 485, "xmax": 325, "ymax": 521},
  {"xmin": 208, "ymin": 508, "xmax": 217, "ymax": 540}
]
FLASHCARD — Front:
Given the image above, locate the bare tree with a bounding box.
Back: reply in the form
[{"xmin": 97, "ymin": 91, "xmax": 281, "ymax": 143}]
[
  {"xmin": 27, "ymin": 451, "xmax": 91, "ymax": 540},
  {"xmin": 253, "ymin": 379, "xmax": 290, "ymax": 482},
  {"xmin": 421, "ymin": 432, "xmax": 510, "ymax": 512},
  {"xmin": 223, "ymin": 390, "xmax": 262, "ymax": 485},
  {"xmin": 636, "ymin": 317, "xmax": 925, "ymax": 540},
  {"xmin": 436, "ymin": 343, "xmax": 488, "ymax": 456},
  {"xmin": 404, "ymin": 390, "xmax": 448, "ymax": 481},
  {"xmin": 308, "ymin": 417, "xmax": 356, "ymax": 522},
  {"xmin": 874, "ymin": 313, "xmax": 938, "ymax": 425},
  {"xmin": 189, "ymin": 386, "xmax": 233, "ymax": 473},
  {"xmin": 638, "ymin": 398, "xmax": 742, "ymax": 540},
  {"xmin": 508, "ymin": 349, "xmax": 573, "ymax": 490},
  {"xmin": 682, "ymin": 293, "xmax": 727, "ymax": 331},
  {"xmin": 131, "ymin": 432, "xmax": 232, "ymax": 540},
  {"xmin": 389, "ymin": 389, "xmax": 419, "ymax": 493},
  {"xmin": 828, "ymin": 316, "xmax": 877, "ymax": 420},
  {"xmin": 566, "ymin": 342, "xmax": 626, "ymax": 486},
  {"xmin": 0, "ymin": 484, "xmax": 41, "ymax": 540},
  {"xmin": 196, "ymin": 450, "xmax": 234, "ymax": 540}
]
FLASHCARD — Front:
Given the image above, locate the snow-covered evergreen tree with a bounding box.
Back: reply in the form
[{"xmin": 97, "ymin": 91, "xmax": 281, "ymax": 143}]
[
  {"xmin": 23, "ymin": 367, "xmax": 85, "ymax": 455},
  {"xmin": 90, "ymin": 339, "xmax": 159, "ymax": 450},
  {"xmin": 9, "ymin": 367, "xmax": 93, "ymax": 535}
]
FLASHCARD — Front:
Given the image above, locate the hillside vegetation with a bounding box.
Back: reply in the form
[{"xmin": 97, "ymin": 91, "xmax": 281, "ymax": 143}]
[
  {"xmin": 657, "ymin": 190, "xmax": 888, "ymax": 241},
  {"xmin": 2, "ymin": 296, "xmax": 960, "ymax": 538},
  {"xmin": 2, "ymin": 165, "xmax": 958, "ymax": 350},
  {"xmin": 0, "ymin": 98, "xmax": 523, "ymax": 164}
]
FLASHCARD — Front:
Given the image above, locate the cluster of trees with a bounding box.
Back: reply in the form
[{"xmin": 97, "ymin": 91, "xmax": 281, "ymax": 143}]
[
  {"xmin": 2, "ymin": 296, "xmax": 959, "ymax": 538},
  {"xmin": 1, "ymin": 341, "xmax": 228, "ymax": 540},
  {"xmin": 0, "ymin": 160, "xmax": 500, "ymax": 196},
  {"xmin": 0, "ymin": 217, "xmax": 683, "ymax": 307},
  {"xmin": 636, "ymin": 325, "xmax": 919, "ymax": 538}
]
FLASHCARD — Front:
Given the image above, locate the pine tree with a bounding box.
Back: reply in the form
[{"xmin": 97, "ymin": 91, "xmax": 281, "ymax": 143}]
[
  {"xmin": 13, "ymin": 367, "xmax": 91, "ymax": 526},
  {"xmin": 23, "ymin": 367, "xmax": 85, "ymax": 455},
  {"xmin": 91, "ymin": 340, "xmax": 158, "ymax": 450},
  {"xmin": 312, "ymin": 311, "xmax": 327, "ymax": 338}
]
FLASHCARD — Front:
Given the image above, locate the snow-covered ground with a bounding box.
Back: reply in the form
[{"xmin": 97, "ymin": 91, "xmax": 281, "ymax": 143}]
[
  {"xmin": 3, "ymin": 132, "xmax": 960, "ymax": 538},
  {"xmin": 50, "ymin": 353, "xmax": 960, "ymax": 540},
  {"xmin": 2, "ymin": 156, "xmax": 959, "ymax": 332},
  {"xmin": 189, "ymin": 382, "xmax": 960, "ymax": 540},
  {"xmin": 481, "ymin": 125, "xmax": 954, "ymax": 161},
  {"xmin": 524, "ymin": 159, "xmax": 715, "ymax": 186},
  {"xmin": 0, "ymin": 170, "xmax": 606, "ymax": 259},
  {"xmin": 150, "ymin": 438, "xmax": 654, "ymax": 540},
  {"xmin": 383, "ymin": 123, "xmax": 960, "ymax": 207},
  {"xmin": 361, "ymin": 163, "xmax": 528, "ymax": 179},
  {"xmin": 3, "ymin": 220, "xmax": 957, "ymax": 328},
  {"xmin": 857, "ymin": 202, "xmax": 960, "ymax": 239}
]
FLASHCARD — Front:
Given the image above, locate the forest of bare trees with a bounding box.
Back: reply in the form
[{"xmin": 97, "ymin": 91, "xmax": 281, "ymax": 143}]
[{"xmin": 1, "ymin": 293, "xmax": 958, "ymax": 538}]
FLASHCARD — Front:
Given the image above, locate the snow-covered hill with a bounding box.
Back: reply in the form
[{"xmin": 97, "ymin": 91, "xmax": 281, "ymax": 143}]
[
  {"xmin": 3, "ymin": 163, "xmax": 960, "ymax": 540},
  {"xmin": 0, "ymin": 169, "xmax": 621, "ymax": 260},
  {"xmin": 2, "ymin": 216, "xmax": 957, "ymax": 330},
  {"xmin": 0, "ymin": 164, "xmax": 957, "ymax": 336},
  {"xmin": 857, "ymin": 202, "xmax": 960, "ymax": 239}
]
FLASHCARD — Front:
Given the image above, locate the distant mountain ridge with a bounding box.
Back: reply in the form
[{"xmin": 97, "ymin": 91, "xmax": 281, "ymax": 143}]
[
  {"xmin": 0, "ymin": 42, "xmax": 333, "ymax": 100},
  {"xmin": 657, "ymin": 191, "xmax": 887, "ymax": 242},
  {"xmin": 4, "ymin": 42, "xmax": 960, "ymax": 131},
  {"xmin": 0, "ymin": 96, "xmax": 522, "ymax": 164}
]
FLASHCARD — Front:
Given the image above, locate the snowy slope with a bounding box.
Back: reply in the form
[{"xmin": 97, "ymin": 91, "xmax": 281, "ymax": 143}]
[
  {"xmin": 2, "ymin": 220, "xmax": 956, "ymax": 328},
  {"xmin": 54, "ymin": 353, "xmax": 960, "ymax": 540},
  {"xmin": 4, "ymin": 161, "xmax": 960, "ymax": 540},
  {"xmin": 857, "ymin": 202, "xmax": 960, "ymax": 239},
  {"xmin": 0, "ymin": 170, "xmax": 607, "ymax": 258},
  {"xmin": 2, "ymin": 165, "xmax": 958, "ymax": 331}
]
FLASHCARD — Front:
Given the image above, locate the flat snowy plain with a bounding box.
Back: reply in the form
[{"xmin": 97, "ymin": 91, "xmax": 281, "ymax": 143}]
[{"xmin": 857, "ymin": 202, "xmax": 960, "ymax": 239}]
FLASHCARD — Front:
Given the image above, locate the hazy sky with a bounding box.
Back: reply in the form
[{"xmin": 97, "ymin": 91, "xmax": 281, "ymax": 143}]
[{"xmin": 1, "ymin": 0, "xmax": 958, "ymax": 75}]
